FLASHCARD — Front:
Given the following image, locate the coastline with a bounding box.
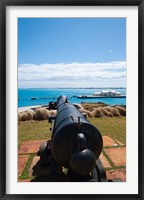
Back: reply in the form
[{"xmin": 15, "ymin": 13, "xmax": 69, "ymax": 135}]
[
  {"xmin": 18, "ymin": 88, "xmax": 126, "ymax": 108},
  {"xmin": 18, "ymin": 105, "xmax": 43, "ymax": 113}
]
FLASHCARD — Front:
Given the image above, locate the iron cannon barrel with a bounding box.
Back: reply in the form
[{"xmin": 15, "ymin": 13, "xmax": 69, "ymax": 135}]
[
  {"xmin": 57, "ymin": 95, "xmax": 68, "ymax": 107},
  {"xmin": 51, "ymin": 95, "xmax": 103, "ymax": 175}
]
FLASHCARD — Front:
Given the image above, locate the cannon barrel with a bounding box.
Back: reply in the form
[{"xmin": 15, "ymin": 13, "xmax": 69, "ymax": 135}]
[{"xmin": 51, "ymin": 95, "xmax": 103, "ymax": 175}]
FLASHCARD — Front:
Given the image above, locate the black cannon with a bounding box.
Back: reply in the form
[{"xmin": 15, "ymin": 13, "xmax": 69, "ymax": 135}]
[
  {"xmin": 37, "ymin": 95, "xmax": 121, "ymax": 182},
  {"xmin": 51, "ymin": 95, "xmax": 103, "ymax": 175}
]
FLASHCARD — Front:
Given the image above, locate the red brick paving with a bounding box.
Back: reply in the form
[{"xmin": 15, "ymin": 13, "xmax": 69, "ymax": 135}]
[
  {"xmin": 104, "ymin": 147, "xmax": 126, "ymax": 166},
  {"xmin": 99, "ymin": 153, "xmax": 111, "ymax": 168},
  {"xmin": 18, "ymin": 137, "xmax": 126, "ymax": 181},
  {"xmin": 103, "ymin": 136, "xmax": 119, "ymax": 147},
  {"xmin": 19, "ymin": 179, "xmax": 31, "ymax": 182},
  {"xmin": 20, "ymin": 140, "xmax": 46, "ymax": 145},
  {"xmin": 18, "ymin": 155, "xmax": 29, "ymax": 176},
  {"xmin": 18, "ymin": 140, "xmax": 46, "ymax": 154},
  {"xmin": 114, "ymin": 139, "xmax": 125, "ymax": 146},
  {"xmin": 106, "ymin": 169, "xmax": 126, "ymax": 182}
]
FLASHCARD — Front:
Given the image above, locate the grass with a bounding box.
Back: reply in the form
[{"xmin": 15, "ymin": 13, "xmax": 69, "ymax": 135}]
[
  {"xmin": 88, "ymin": 117, "xmax": 126, "ymax": 144},
  {"xmin": 18, "ymin": 120, "xmax": 52, "ymax": 145},
  {"xmin": 18, "ymin": 116, "xmax": 126, "ymax": 145}
]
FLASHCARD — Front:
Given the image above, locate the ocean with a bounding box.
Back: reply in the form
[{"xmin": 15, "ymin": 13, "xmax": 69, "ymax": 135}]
[{"xmin": 18, "ymin": 88, "xmax": 126, "ymax": 108}]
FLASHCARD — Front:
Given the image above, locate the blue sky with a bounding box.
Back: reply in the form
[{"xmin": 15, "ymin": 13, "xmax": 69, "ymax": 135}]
[{"xmin": 18, "ymin": 18, "xmax": 126, "ymax": 88}]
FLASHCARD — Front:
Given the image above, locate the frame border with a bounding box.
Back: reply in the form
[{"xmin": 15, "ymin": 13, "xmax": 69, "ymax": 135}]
[{"xmin": 0, "ymin": 0, "xmax": 144, "ymax": 199}]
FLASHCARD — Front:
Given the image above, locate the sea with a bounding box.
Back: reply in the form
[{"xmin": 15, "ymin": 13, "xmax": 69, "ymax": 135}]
[{"xmin": 18, "ymin": 88, "xmax": 126, "ymax": 108}]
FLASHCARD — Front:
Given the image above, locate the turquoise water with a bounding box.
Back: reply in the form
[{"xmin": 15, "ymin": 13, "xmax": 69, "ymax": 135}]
[{"xmin": 18, "ymin": 88, "xmax": 126, "ymax": 107}]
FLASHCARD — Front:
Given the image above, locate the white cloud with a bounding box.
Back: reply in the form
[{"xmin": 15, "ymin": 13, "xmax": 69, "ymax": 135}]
[{"xmin": 18, "ymin": 61, "xmax": 126, "ymax": 88}]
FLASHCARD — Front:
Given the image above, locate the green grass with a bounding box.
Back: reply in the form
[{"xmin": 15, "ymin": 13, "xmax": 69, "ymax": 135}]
[
  {"xmin": 18, "ymin": 120, "xmax": 52, "ymax": 145},
  {"xmin": 18, "ymin": 117, "xmax": 126, "ymax": 145},
  {"xmin": 88, "ymin": 117, "xmax": 126, "ymax": 144}
]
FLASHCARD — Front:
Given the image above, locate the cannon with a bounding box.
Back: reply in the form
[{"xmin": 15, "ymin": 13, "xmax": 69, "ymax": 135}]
[{"xmin": 37, "ymin": 95, "xmax": 121, "ymax": 182}]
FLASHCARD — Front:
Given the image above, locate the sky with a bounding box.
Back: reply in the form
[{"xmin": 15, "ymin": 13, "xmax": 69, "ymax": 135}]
[{"xmin": 18, "ymin": 18, "xmax": 126, "ymax": 88}]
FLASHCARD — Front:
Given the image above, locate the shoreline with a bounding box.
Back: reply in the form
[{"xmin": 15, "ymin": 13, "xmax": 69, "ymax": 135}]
[
  {"xmin": 18, "ymin": 102, "xmax": 102, "ymax": 113},
  {"xmin": 18, "ymin": 105, "xmax": 44, "ymax": 113}
]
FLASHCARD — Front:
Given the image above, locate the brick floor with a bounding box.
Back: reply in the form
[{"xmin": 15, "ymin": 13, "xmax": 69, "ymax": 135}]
[
  {"xmin": 106, "ymin": 169, "xmax": 126, "ymax": 182},
  {"xmin": 18, "ymin": 137, "xmax": 126, "ymax": 182},
  {"xmin": 103, "ymin": 136, "xmax": 119, "ymax": 147},
  {"xmin": 104, "ymin": 147, "xmax": 126, "ymax": 166},
  {"xmin": 99, "ymin": 153, "xmax": 111, "ymax": 168},
  {"xmin": 18, "ymin": 140, "xmax": 46, "ymax": 154},
  {"xmin": 114, "ymin": 139, "xmax": 125, "ymax": 146},
  {"xmin": 18, "ymin": 155, "xmax": 29, "ymax": 176},
  {"xmin": 19, "ymin": 179, "xmax": 31, "ymax": 182}
]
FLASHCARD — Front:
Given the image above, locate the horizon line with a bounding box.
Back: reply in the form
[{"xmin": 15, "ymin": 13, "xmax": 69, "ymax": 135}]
[{"xmin": 18, "ymin": 87, "xmax": 126, "ymax": 89}]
